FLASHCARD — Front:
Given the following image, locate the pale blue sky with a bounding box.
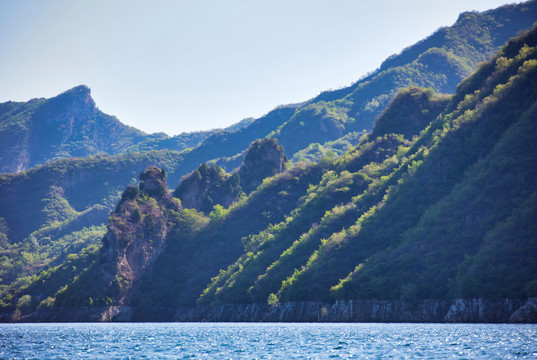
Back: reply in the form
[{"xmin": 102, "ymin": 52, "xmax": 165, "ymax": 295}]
[{"xmin": 0, "ymin": 0, "xmax": 513, "ymax": 135}]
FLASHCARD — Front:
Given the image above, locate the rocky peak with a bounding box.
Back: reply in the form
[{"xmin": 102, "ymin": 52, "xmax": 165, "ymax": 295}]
[
  {"xmin": 95, "ymin": 167, "xmax": 178, "ymax": 312},
  {"xmin": 139, "ymin": 166, "xmax": 167, "ymax": 198},
  {"xmin": 173, "ymin": 163, "xmax": 240, "ymax": 213},
  {"xmin": 174, "ymin": 138, "xmax": 287, "ymax": 213},
  {"xmin": 238, "ymin": 138, "xmax": 287, "ymax": 193},
  {"xmin": 38, "ymin": 85, "xmax": 97, "ymax": 122}
]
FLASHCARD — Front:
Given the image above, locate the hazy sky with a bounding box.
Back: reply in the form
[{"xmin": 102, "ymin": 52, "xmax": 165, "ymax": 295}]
[{"xmin": 0, "ymin": 0, "xmax": 513, "ymax": 135}]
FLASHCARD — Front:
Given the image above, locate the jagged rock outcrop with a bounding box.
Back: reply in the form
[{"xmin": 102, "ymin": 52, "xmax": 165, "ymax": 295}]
[
  {"xmin": 173, "ymin": 163, "xmax": 241, "ymax": 213},
  {"xmin": 138, "ymin": 166, "xmax": 167, "ymax": 197},
  {"xmin": 508, "ymin": 298, "xmax": 537, "ymax": 323},
  {"xmin": 54, "ymin": 166, "xmax": 180, "ymax": 320},
  {"xmin": 237, "ymin": 138, "xmax": 287, "ymax": 193},
  {"xmin": 175, "ymin": 138, "xmax": 287, "ymax": 212},
  {"xmin": 99, "ymin": 167, "xmax": 179, "ymax": 308}
]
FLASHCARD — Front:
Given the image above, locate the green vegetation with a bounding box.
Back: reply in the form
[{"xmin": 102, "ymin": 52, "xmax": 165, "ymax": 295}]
[
  {"xmin": 371, "ymin": 87, "xmax": 449, "ymax": 139},
  {"xmin": 329, "ymin": 27, "xmax": 537, "ymax": 301},
  {"xmin": 0, "ymin": 86, "xmax": 220, "ymax": 173},
  {"xmin": 290, "ymin": 131, "xmax": 366, "ymax": 164},
  {"xmin": 135, "ymin": 26, "xmax": 537, "ymax": 312},
  {"xmin": 1, "ymin": 3, "xmax": 537, "ymax": 321},
  {"xmin": 174, "ymin": 163, "xmax": 241, "ymax": 213},
  {"xmin": 273, "ymin": 1, "xmax": 537, "ymax": 157}
]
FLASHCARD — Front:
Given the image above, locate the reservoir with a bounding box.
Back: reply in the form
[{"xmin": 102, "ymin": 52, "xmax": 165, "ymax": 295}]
[{"xmin": 1, "ymin": 322, "xmax": 536, "ymax": 358}]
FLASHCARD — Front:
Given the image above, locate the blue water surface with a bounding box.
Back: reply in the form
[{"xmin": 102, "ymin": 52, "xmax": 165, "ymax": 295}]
[{"xmin": 1, "ymin": 322, "xmax": 536, "ymax": 359}]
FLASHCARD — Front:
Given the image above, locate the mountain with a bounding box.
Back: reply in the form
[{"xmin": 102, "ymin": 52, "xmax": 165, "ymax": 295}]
[
  {"xmin": 3, "ymin": 24, "xmax": 536, "ymax": 322},
  {"xmin": 153, "ymin": 25, "xmax": 537, "ymax": 316},
  {"xmin": 0, "ymin": 86, "xmax": 218, "ymax": 173},
  {"xmin": 271, "ymin": 0, "xmax": 537, "ymax": 155},
  {"xmin": 1, "ymin": 2, "xmax": 537, "ymax": 322},
  {"xmin": 170, "ymin": 0, "xmax": 537, "ymax": 169},
  {"xmin": 0, "ymin": 86, "xmax": 141, "ymax": 172},
  {"xmin": 208, "ymin": 26, "xmax": 537, "ymax": 307},
  {"xmin": 1, "ymin": 1, "xmax": 535, "ymax": 175}
]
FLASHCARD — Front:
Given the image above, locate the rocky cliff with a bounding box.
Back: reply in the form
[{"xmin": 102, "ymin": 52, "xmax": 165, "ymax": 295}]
[
  {"xmin": 0, "ymin": 86, "xmax": 148, "ymax": 172},
  {"xmin": 7, "ymin": 298, "xmax": 537, "ymax": 323},
  {"xmin": 54, "ymin": 166, "xmax": 181, "ymax": 320},
  {"xmin": 175, "ymin": 138, "xmax": 287, "ymax": 212},
  {"xmin": 237, "ymin": 138, "xmax": 287, "ymax": 193},
  {"xmin": 173, "ymin": 163, "xmax": 241, "ymax": 213},
  {"xmin": 170, "ymin": 298, "xmax": 537, "ymax": 323}
]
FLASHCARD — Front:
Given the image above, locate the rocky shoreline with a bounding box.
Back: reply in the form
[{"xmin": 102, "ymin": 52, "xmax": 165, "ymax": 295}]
[{"xmin": 2, "ymin": 298, "xmax": 536, "ymax": 323}]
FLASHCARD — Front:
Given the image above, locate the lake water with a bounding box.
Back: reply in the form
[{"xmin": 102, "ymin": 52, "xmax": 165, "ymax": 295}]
[{"xmin": 1, "ymin": 322, "xmax": 536, "ymax": 359}]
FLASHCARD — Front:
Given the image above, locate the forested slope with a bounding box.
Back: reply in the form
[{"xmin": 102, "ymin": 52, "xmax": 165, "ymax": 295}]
[{"xmin": 1, "ymin": 3, "xmax": 537, "ymax": 322}]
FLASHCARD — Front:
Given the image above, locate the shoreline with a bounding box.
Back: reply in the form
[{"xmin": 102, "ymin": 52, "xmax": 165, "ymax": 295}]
[{"xmin": 2, "ymin": 298, "xmax": 536, "ymax": 323}]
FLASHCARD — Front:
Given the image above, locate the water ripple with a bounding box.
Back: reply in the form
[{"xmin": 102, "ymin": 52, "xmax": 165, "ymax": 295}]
[{"xmin": 0, "ymin": 322, "xmax": 536, "ymax": 359}]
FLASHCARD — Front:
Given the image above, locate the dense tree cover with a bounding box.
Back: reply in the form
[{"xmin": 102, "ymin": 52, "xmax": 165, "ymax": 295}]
[
  {"xmin": 371, "ymin": 87, "xmax": 449, "ymax": 139},
  {"xmin": 0, "ymin": 1, "xmax": 531, "ymax": 240},
  {"xmin": 24, "ymin": 24, "xmax": 535, "ymax": 315},
  {"xmin": 0, "ymin": 225, "xmax": 105, "ymax": 305},
  {"xmin": 329, "ymin": 27, "xmax": 537, "ymax": 301},
  {"xmin": 146, "ymin": 26, "xmax": 536, "ymax": 310},
  {"xmin": 0, "ymin": 150, "xmax": 187, "ymax": 304},
  {"xmin": 132, "ymin": 162, "xmax": 327, "ymax": 318},
  {"xmin": 290, "ymin": 131, "xmax": 366, "ymax": 164}
]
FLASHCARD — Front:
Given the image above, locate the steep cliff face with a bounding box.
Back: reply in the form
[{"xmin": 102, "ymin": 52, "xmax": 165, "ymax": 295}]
[
  {"xmin": 54, "ymin": 166, "xmax": 180, "ymax": 320},
  {"xmin": 99, "ymin": 167, "xmax": 179, "ymax": 307},
  {"xmin": 14, "ymin": 298, "xmax": 536, "ymax": 323},
  {"xmin": 169, "ymin": 298, "xmax": 533, "ymax": 323}
]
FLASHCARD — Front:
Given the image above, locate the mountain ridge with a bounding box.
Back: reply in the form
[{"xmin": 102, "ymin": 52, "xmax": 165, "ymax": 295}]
[
  {"xmin": 2, "ymin": 1, "xmax": 536, "ymax": 174},
  {"xmin": 1, "ymin": 2, "xmax": 537, "ymax": 322}
]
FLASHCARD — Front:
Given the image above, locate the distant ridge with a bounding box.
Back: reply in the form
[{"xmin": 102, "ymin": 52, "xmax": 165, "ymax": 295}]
[{"xmin": 1, "ymin": 1, "xmax": 536, "ymax": 173}]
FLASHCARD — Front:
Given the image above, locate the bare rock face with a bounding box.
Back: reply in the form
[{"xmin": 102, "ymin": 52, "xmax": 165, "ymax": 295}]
[{"xmin": 509, "ymin": 298, "xmax": 537, "ymax": 323}]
